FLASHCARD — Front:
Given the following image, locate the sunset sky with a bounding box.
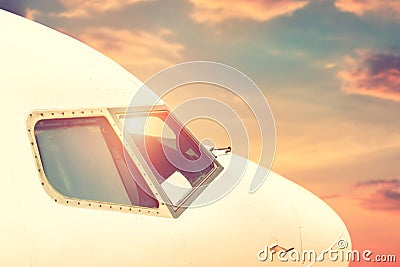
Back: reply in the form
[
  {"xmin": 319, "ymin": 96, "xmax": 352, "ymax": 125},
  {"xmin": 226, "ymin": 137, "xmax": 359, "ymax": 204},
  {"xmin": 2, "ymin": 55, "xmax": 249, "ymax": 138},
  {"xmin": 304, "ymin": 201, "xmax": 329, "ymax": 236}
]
[{"xmin": 1, "ymin": 0, "xmax": 400, "ymax": 265}]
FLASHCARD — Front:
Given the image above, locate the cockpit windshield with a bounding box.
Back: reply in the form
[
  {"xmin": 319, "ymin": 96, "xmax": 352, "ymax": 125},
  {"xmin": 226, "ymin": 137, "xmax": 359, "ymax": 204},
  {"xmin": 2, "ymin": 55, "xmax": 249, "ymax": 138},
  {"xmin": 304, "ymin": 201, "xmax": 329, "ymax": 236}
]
[
  {"xmin": 35, "ymin": 117, "xmax": 159, "ymax": 208},
  {"xmin": 30, "ymin": 107, "xmax": 223, "ymax": 217},
  {"xmin": 121, "ymin": 110, "xmax": 221, "ymax": 206}
]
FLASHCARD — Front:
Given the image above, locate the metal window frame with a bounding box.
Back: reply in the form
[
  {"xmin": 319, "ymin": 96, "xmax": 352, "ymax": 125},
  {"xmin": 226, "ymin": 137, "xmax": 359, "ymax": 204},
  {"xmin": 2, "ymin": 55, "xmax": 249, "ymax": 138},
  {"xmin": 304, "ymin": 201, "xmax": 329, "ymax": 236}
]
[
  {"xmin": 26, "ymin": 105, "xmax": 223, "ymax": 218},
  {"xmin": 109, "ymin": 105, "xmax": 223, "ymax": 218},
  {"xmin": 26, "ymin": 107, "xmax": 170, "ymax": 218}
]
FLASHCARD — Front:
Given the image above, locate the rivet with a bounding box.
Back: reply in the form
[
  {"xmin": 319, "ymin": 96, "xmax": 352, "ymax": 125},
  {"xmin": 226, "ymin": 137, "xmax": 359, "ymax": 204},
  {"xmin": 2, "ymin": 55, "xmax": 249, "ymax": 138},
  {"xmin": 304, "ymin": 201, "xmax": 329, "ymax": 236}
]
[
  {"xmin": 78, "ymin": 202, "xmax": 80, "ymax": 205},
  {"xmin": 41, "ymin": 182, "xmax": 44, "ymax": 186},
  {"xmin": 55, "ymin": 199, "xmax": 57, "ymax": 202}
]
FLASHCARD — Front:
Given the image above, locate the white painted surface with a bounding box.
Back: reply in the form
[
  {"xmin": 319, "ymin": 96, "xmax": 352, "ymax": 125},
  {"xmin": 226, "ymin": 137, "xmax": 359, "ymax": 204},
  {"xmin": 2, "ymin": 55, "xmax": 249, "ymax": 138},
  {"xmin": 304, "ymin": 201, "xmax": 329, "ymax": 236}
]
[{"xmin": 0, "ymin": 10, "xmax": 350, "ymax": 266}]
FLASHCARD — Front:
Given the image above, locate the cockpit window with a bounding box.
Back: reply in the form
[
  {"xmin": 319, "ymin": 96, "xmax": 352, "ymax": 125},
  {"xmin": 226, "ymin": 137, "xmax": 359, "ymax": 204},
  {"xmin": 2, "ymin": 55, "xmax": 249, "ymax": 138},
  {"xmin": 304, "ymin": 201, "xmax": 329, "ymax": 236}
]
[
  {"xmin": 34, "ymin": 117, "xmax": 159, "ymax": 208},
  {"xmin": 122, "ymin": 111, "xmax": 219, "ymax": 206}
]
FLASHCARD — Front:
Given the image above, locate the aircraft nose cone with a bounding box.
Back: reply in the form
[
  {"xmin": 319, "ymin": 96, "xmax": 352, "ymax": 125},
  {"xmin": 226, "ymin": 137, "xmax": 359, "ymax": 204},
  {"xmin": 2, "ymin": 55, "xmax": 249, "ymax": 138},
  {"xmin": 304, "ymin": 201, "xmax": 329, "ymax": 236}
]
[
  {"xmin": 279, "ymin": 176, "xmax": 352, "ymax": 266},
  {"xmin": 178, "ymin": 155, "xmax": 351, "ymax": 266}
]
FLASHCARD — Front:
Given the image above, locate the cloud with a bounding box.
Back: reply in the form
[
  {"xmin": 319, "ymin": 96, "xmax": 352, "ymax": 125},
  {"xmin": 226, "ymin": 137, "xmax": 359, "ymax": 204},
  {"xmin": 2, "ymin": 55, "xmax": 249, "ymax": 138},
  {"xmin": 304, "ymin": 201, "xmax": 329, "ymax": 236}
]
[
  {"xmin": 320, "ymin": 194, "xmax": 341, "ymax": 200},
  {"xmin": 25, "ymin": 8, "xmax": 41, "ymax": 20},
  {"xmin": 325, "ymin": 63, "xmax": 337, "ymax": 69},
  {"xmin": 188, "ymin": 0, "xmax": 309, "ymax": 25},
  {"xmin": 337, "ymin": 50, "xmax": 400, "ymax": 102},
  {"xmin": 0, "ymin": 0, "xmax": 28, "ymax": 17},
  {"xmin": 335, "ymin": 0, "xmax": 400, "ymax": 20},
  {"xmin": 78, "ymin": 27, "xmax": 184, "ymax": 79},
  {"xmin": 55, "ymin": 0, "xmax": 151, "ymax": 18},
  {"xmin": 354, "ymin": 179, "xmax": 400, "ymax": 211}
]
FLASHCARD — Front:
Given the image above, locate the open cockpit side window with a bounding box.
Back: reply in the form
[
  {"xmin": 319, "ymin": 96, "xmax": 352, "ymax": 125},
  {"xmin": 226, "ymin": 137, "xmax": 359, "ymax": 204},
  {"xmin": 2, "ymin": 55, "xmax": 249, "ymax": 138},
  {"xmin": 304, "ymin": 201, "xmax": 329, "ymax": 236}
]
[{"xmin": 117, "ymin": 108, "xmax": 223, "ymax": 213}]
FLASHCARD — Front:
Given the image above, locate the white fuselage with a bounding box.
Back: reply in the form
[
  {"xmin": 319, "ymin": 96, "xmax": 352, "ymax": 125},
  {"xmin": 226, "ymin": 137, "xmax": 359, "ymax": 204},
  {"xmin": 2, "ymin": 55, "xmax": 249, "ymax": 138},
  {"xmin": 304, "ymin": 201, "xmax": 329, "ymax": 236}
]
[{"xmin": 0, "ymin": 10, "xmax": 351, "ymax": 267}]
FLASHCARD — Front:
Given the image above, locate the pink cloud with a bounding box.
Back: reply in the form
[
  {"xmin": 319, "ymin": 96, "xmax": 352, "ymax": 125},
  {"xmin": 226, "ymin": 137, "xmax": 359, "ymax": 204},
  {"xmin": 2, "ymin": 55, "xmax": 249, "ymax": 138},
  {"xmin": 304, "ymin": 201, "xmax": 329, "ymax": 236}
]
[
  {"xmin": 188, "ymin": 0, "xmax": 309, "ymax": 24},
  {"xmin": 78, "ymin": 27, "xmax": 184, "ymax": 79},
  {"xmin": 55, "ymin": 0, "xmax": 151, "ymax": 18},
  {"xmin": 354, "ymin": 179, "xmax": 400, "ymax": 212},
  {"xmin": 337, "ymin": 50, "xmax": 400, "ymax": 102},
  {"xmin": 335, "ymin": 0, "xmax": 400, "ymax": 20},
  {"xmin": 25, "ymin": 8, "xmax": 41, "ymax": 20}
]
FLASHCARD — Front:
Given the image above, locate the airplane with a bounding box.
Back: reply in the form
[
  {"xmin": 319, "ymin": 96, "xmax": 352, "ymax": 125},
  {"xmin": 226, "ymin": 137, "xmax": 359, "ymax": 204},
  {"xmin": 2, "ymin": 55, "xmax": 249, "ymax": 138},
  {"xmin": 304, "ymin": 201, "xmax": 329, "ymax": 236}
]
[{"xmin": 0, "ymin": 9, "xmax": 351, "ymax": 267}]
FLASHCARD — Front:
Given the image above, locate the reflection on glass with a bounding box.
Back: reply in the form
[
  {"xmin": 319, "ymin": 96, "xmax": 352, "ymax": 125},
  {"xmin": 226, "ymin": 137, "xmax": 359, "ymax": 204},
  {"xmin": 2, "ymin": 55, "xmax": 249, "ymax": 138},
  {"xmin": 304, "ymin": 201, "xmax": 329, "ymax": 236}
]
[
  {"xmin": 35, "ymin": 117, "xmax": 158, "ymax": 208},
  {"xmin": 123, "ymin": 112, "xmax": 216, "ymax": 206}
]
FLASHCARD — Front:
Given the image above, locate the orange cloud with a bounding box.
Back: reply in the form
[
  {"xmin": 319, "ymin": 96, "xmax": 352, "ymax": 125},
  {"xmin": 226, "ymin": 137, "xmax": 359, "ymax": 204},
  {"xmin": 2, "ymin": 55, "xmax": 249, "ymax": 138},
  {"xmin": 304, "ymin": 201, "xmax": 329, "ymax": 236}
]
[
  {"xmin": 337, "ymin": 50, "xmax": 400, "ymax": 102},
  {"xmin": 335, "ymin": 0, "xmax": 400, "ymax": 20},
  {"xmin": 55, "ymin": 0, "xmax": 151, "ymax": 18},
  {"xmin": 25, "ymin": 8, "xmax": 41, "ymax": 21},
  {"xmin": 188, "ymin": 0, "xmax": 309, "ymax": 24},
  {"xmin": 78, "ymin": 27, "xmax": 184, "ymax": 80},
  {"xmin": 354, "ymin": 179, "xmax": 400, "ymax": 212}
]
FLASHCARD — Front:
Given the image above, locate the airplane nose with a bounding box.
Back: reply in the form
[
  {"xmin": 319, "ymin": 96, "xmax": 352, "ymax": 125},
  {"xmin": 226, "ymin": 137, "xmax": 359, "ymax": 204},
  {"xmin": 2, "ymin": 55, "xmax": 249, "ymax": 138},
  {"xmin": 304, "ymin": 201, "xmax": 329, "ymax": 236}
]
[
  {"xmin": 278, "ymin": 175, "xmax": 352, "ymax": 266},
  {"xmin": 177, "ymin": 163, "xmax": 304, "ymax": 266},
  {"xmin": 177, "ymin": 155, "xmax": 351, "ymax": 266}
]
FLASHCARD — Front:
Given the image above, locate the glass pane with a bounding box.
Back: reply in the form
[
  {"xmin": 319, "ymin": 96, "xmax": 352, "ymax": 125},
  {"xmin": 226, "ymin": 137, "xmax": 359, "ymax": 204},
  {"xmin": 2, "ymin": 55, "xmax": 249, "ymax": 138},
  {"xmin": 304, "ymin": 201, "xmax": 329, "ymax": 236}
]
[
  {"xmin": 35, "ymin": 117, "xmax": 158, "ymax": 208},
  {"xmin": 123, "ymin": 112, "xmax": 216, "ymax": 205}
]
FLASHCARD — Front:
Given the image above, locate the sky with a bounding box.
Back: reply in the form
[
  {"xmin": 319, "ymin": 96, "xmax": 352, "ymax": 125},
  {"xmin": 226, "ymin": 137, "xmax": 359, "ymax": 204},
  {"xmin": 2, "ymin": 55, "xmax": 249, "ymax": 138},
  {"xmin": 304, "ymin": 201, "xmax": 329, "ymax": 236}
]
[{"xmin": 1, "ymin": 0, "xmax": 399, "ymax": 265}]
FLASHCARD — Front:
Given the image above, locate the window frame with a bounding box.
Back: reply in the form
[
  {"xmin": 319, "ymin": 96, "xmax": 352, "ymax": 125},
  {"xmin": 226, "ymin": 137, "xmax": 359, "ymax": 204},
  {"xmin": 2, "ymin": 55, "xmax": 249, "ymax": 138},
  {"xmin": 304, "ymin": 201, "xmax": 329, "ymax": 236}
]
[
  {"xmin": 110, "ymin": 106, "xmax": 224, "ymax": 217},
  {"xmin": 27, "ymin": 108, "xmax": 169, "ymax": 217},
  {"xmin": 27, "ymin": 106, "xmax": 223, "ymax": 218}
]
